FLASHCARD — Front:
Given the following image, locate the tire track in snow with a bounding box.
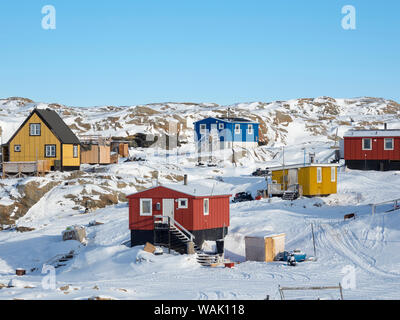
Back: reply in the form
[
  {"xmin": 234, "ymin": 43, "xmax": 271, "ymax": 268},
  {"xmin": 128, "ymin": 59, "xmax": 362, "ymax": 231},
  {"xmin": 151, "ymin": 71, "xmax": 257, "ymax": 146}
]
[{"xmin": 317, "ymin": 223, "xmax": 400, "ymax": 279}]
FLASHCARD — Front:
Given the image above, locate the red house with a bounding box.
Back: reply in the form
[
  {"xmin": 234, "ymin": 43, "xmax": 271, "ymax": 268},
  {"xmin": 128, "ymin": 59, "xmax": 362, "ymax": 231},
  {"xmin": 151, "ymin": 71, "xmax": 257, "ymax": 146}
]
[
  {"xmin": 126, "ymin": 182, "xmax": 231, "ymax": 250},
  {"xmin": 344, "ymin": 128, "xmax": 400, "ymax": 171}
]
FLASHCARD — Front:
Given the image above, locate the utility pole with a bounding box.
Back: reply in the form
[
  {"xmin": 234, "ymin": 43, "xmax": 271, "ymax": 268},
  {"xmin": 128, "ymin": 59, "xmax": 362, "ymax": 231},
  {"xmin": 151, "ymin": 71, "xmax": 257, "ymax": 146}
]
[
  {"xmin": 282, "ymin": 146, "xmax": 286, "ymax": 190},
  {"xmin": 311, "ymin": 223, "xmax": 316, "ymax": 257},
  {"xmin": 334, "ymin": 127, "xmax": 339, "ymax": 148}
]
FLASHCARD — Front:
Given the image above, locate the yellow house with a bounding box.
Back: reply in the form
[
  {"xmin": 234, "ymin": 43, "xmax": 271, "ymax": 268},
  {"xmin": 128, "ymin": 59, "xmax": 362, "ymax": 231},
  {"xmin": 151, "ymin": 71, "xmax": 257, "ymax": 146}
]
[
  {"xmin": 2, "ymin": 108, "xmax": 81, "ymax": 171},
  {"xmin": 267, "ymin": 163, "xmax": 339, "ymax": 196}
]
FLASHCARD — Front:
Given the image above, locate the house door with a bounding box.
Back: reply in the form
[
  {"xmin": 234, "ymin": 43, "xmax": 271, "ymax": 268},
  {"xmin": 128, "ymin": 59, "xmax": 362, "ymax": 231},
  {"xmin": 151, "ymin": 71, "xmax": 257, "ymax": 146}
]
[
  {"xmin": 220, "ymin": 137, "xmax": 225, "ymax": 150},
  {"xmin": 288, "ymin": 169, "xmax": 298, "ymax": 186},
  {"xmin": 162, "ymin": 199, "xmax": 175, "ymax": 223},
  {"xmin": 2, "ymin": 145, "xmax": 9, "ymax": 162}
]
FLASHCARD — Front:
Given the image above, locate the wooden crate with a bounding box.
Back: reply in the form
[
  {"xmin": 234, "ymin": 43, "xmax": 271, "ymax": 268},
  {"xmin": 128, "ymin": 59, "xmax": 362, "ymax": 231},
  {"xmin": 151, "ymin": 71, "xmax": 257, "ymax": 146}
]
[
  {"xmin": 81, "ymin": 145, "xmax": 111, "ymax": 164},
  {"xmin": 245, "ymin": 233, "xmax": 285, "ymax": 262},
  {"xmin": 118, "ymin": 143, "xmax": 129, "ymax": 157},
  {"xmin": 37, "ymin": 160, "xmax": 51, "ymax": 173}
]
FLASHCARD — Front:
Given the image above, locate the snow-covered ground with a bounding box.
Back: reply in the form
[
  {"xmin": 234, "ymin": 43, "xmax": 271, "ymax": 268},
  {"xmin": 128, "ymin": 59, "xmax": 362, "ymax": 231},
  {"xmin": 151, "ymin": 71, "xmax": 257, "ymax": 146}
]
[
  {"xmin": 1, "ymin": 96, "xmax": 400, "ymax": 299},
  {"xmin": 1, "ymin": 156, "xmax": 400, "ymax": 300}
]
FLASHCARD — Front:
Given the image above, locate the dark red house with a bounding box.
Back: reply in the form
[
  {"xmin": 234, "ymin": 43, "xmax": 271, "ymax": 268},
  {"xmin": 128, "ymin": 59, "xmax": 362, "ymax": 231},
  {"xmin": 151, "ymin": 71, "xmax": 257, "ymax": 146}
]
[
  {"xmin": 126, "ymin": 182, "xmax": 231, "ymax": 249},
  {"xmin": 344, "ymin": 128, "xmax": 400, "ymax": 171}
]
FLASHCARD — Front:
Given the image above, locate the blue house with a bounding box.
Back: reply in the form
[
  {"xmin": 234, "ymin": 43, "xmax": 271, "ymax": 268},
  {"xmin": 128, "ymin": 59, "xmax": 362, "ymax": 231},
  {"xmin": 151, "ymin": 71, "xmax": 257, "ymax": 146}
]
[{"xmin": 194, "ymin": 117, "xmax": 259, "ymax": 150}]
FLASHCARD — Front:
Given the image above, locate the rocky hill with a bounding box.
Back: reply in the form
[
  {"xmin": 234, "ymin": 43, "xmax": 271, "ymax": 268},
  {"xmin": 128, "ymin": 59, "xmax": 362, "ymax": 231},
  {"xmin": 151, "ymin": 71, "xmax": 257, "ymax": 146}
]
[{"xmin": 1, "ymin": 96, "xmax": 399, "ymax": 148}]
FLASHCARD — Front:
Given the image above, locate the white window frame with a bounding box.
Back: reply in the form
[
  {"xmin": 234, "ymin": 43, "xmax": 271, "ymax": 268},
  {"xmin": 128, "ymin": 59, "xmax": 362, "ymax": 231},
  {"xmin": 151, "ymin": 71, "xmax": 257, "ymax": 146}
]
[
  {"xmin": 331, "ymin": 167, "xmax": 336, "ymax": 182},
  {"xmin": 45, "ymin": 144, "xmax": 56, "ymax": 157},
  {"xmin": 317, "ymin": 167, "xmax": 322, "ymax": 183},
  {"xmin": 362, "ymin": 138, "xmax": 372, "ymax": 150},
  {"xmin": 178, "ymin": 198, "xmax": 188, "ymax": 209},
  {"xmin": 140, "ymin": 198, "xmax": 152, "ymax": 216},
  {"xmin": 247, "ymin": 124, "xmax": 253, "ymax": 135},
  {"xmin": 73, "ymin": 145, "xmax": 78, "ymax": 158},
  {"xmin": 29, "ymin": 123, "xmax": 41, "ymax": 136},
  {"xmin": 14, "ymin": 144, "xmax": 21, "ymax": 152},
  {"xmin": 218, "ymin": 123, "xmax": 224, "ymax": 130},
  {"xmin": 384, "ymin": 138, "xmax": 394, "ymax": 150},
  {"xmin": 234, "ymin": 124, "xmax": 241, "ymax": 135},
  {"xmin": 203, "ymin": 198, "xmax": 209, "ymax": 216},
  {"xmin": 200, "ymin": 124, "xmax": 207, "ymax": 134}
]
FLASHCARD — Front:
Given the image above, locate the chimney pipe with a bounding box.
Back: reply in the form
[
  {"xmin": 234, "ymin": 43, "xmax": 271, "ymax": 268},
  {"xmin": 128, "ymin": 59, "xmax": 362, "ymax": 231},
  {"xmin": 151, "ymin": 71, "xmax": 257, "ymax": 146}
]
[
  {"xmin": 184, "ymin": 174, "xmax": 188, "ymax": 185},
  {"xmin": 384, "ymin": 123, "xmax": 387, "ymax": 130}
]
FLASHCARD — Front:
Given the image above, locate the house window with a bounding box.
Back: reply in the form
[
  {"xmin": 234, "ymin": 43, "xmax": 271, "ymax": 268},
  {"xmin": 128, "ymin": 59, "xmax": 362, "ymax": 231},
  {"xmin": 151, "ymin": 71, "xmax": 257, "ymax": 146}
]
[
  {"xmin": 247, "ymin": 124, "xmax": 253, "ymax": 135},
  {"xmin": 219, "ymin": 123, "xmax": 224, "ymax": 130},
  {"xmin": 29, "ymin": 123, "xmax": 41, "ymax": 136},
  {"xmin": 73, "ymin": 145, "xmax": 78, "ymax": 158},
  {"xmin": 203, "ymin": 198, "xmax": 209, "ymax": 215},
  {"xmin": 200, "ymin": 124, "xmax": 207, "ymax": 134},
  {"xmin": 331, "ymin": 167, "xmax": 336, "ymax": 182},
  {"xmin": 14, "ymin": 145, "xmax": 21, "ymax": 152},
  {"xmin": 317, "ymin": 167, "xmax": 322, "ymax": 183},
  {"xmin": 140, "ymin": 199, "xmax": 152, "ymax": 216},
  {"xmin": 45, "ymin": 144, "xmax": 56, "ymax": 157},
  {"xmin": 384, "ymin": 138, "xmax": 394, "ymax": 150},
  {"xmin": 178, "ymin": 198, "xmax": 188, "ymax": 209},
  {"xmin": 235, "ymin": 124, "xmax": 241, "ymax": 134},
  {"xmin": 362, "ymin": 138, "xmax": 372, "ymax": 150}
]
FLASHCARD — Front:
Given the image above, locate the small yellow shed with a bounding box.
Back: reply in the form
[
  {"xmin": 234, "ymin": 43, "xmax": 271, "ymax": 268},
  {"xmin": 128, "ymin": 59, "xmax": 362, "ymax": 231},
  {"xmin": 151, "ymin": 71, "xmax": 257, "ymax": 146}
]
[
  {"xmin": 268, "ymin": 163, "xmax": 339, "ymax": 196},
  {"xmin": 245, "ymin": 233, "xmax": 286, "ymax": 262}
]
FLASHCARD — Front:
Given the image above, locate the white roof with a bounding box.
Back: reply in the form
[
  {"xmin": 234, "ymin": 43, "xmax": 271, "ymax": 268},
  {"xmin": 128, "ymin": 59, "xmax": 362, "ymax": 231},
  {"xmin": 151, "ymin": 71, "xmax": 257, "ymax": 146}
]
[
  {"xmin": 194, "ymin": 117, "xmax": 258, "ymax": 124},
  {"xmin": 128, "ymin": 183, "xmax": 231, "ymax": 198},
  {"xmin": 344, "ymin": 129, "xmax": 400, "ymax": 137},
  {"xmin": 245, "ymin": 232, "xmax": 285, "ymax": 239},
  {"xmin": 267, "ymin": 163, "xmax": 340, "ymax": 171},
  {"xmin": 161, "ymin": 183, "xmax": 231, "ymax": 197}
]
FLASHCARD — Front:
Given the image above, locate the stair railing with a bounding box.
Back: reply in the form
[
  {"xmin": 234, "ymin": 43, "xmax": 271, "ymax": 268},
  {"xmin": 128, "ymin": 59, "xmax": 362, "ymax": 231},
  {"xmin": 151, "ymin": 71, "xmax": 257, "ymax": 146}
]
[{"xmin": 153, "ymin": 215, "xmax": 195, "ymax": 242}]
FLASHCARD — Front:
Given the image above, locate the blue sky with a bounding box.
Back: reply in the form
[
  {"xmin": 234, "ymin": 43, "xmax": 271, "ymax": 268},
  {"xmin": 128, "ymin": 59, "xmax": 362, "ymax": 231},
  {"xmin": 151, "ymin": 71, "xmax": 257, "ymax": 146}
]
[{"xmin": 0, "ymin": 0, "xmax": 399, "ymax": 107}]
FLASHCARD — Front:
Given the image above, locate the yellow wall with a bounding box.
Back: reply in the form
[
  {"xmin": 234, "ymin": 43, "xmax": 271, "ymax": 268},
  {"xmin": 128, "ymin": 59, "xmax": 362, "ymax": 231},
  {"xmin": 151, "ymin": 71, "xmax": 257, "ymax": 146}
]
[
  {"xmin": 307, "ymin": 166, "xmax": 337, "ymax": 196},
  {"xmin": 271, "ymin": 166, "xmax": 337, "ymax": 196},
  {"xmin": 62, "ymin": 144, "xmax": 80, "ymax": 167},
  {"xmin": 298, "ymin": 167, "xmax": 311, "ymax": 195},
  {"xmin": 271, "ymin": 169, "xmax": 287, "ymax": 189},
  {"xmin": 9, "ymin": 113, "xmax": 61, "ymax": 167}
]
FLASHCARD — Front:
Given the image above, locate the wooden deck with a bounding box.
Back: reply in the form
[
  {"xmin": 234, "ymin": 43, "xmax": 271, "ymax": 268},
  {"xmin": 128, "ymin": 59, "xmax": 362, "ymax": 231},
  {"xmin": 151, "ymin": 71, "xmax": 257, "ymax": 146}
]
[{"xmin": 1, "ymin": 160, "xmax": 51, "ymax": 178}]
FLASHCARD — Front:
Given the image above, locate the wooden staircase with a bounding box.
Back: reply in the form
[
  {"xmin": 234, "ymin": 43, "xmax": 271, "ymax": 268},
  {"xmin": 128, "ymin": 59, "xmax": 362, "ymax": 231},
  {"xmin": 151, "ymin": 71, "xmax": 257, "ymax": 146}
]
[
  {"xmin": 282, "ymin": 191, "xmax": 299, "ymax": 201},
  {"xmin": 282, "ymin": 184, "xmax": 300, "ymax": 201},
  {"xmin": 196, "ymin": 252, "xmax": 222, "ymax": 266},
  {"xmin": 153, "ymin": 215, "xmax": 198, "ymax": 254},
  {"xmin": 153, "ymin": 215, "xmax": 222, "ymax": 265}
]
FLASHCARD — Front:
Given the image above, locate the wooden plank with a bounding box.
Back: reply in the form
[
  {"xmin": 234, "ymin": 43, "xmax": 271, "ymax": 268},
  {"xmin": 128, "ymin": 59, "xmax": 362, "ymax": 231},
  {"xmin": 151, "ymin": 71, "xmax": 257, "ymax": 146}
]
[
  {"xmin": 279, "ymin": 285, "xmax": 341, "ymax": 291},
  {"xmin": 143, "ymin": 242, "xmax": 156, "ymax": 254}
]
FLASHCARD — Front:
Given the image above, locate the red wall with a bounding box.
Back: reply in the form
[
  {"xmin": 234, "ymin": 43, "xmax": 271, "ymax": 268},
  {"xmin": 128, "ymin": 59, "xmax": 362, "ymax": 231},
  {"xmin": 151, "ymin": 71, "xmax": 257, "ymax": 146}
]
[
  {"xmin": 344, "ymin": 137, "xmax": 400, "ymax": 160},
  {"xmin": 127, "ymin": 186, "xmax": 230, "ymax": 231},
  {"xmin": 192, "ymin": 197, "xmax": 230, "ymax": 231}
]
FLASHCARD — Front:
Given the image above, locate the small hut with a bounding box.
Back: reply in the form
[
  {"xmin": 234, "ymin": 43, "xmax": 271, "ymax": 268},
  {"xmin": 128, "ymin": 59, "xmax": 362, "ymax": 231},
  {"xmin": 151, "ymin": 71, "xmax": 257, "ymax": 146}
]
[
  {"xmin": 80, "ymin": 135, "xmax": 111, "ymax": 165},
  {"xmin": 267, "ymin": 163, "xmax": 339, "ymax": 197}
]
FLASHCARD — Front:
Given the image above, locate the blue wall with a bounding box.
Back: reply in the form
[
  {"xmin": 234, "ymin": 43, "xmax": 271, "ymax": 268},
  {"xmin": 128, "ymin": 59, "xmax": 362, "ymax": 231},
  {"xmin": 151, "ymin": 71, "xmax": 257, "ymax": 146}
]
[{"xmin": 194, "ymin": 117, "xmax": 259, "ymax": 143}]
